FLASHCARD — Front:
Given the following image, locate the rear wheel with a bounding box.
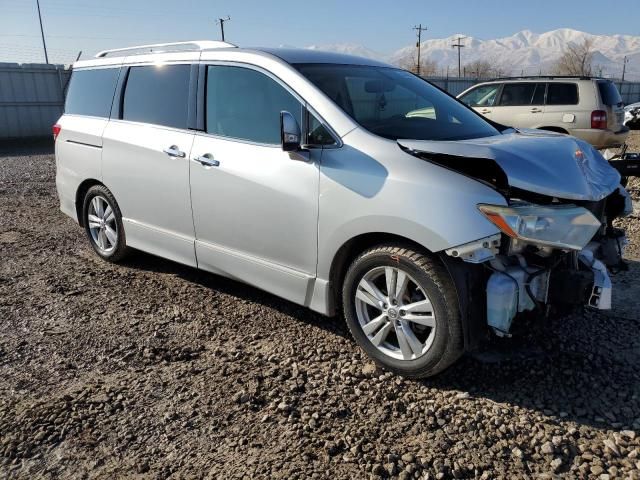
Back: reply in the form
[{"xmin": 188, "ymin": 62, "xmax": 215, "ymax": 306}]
[
  {"xmin": 342, "ymin": 245, "xmax": 463, "ymax": 378},
  {"xmin": 82, "ymin": 185, "xmax": 129, "ymax": 262}
]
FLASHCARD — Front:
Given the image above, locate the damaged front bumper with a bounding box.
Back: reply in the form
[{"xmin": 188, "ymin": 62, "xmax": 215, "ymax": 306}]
[{"xmin": 445, "ymin": 186, "xmax": 632, "ymax": 338}]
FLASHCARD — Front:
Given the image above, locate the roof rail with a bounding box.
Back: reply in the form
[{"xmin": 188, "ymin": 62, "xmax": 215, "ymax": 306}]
[
  {"xmin": 492, "ymin": 75, "xmax": 601, "ymax": 81},
  {"xmin": 95, "ymin": 40, "xmax": 237, "ymax": 58}
]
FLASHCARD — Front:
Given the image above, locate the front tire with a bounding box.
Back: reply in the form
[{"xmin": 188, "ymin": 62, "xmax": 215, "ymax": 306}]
[
  {"xmin": 342, "ymin": 245, "xmax": 463, "ymax": 378},
  {"xmin": 82, "ymin": 185, "xmax": 129, "ymax": 262}
]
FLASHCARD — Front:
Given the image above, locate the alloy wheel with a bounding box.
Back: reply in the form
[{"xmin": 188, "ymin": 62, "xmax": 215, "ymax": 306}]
[
  {"xmin": 354, "ymin": 266, "xmax": 437, "ymax": 361},
  {"xmin": 87, "ymin": 195, "xmax": 118, "ymax": 254}
]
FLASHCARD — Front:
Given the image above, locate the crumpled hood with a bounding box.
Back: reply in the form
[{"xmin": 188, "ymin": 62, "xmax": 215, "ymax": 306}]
[{"xmin": 398, "ymin": 129, "xmax": 621, "ymax": 201}]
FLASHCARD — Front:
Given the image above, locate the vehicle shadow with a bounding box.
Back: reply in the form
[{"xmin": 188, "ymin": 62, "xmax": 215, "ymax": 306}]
[
  {"xmin": 120, "ymin": 250, "xmax": 352, "ymax": 339},
  {"xmin": 122, "ymin": 250, "xmax": 640, "ymax": 432},
  {"xmin": 429, "ymin": 259, "xmax": 640, "ymax": 432}
]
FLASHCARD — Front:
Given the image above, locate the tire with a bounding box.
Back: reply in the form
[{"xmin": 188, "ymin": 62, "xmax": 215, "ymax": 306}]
[
  {"xmin": 342, "ymin": 245, "xmax": 464, "ymax": 378},
  {"xmin": 82, "ymin": 185, "xmax": 129, "ymax": 262}
]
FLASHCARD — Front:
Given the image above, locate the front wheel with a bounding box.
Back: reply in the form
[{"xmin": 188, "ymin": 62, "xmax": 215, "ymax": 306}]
[{"xmin": 342, "ymin": 245, "xmax": 464, "ymax": 378}]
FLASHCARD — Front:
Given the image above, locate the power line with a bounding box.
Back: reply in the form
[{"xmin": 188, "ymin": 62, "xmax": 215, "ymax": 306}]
[
  {"xmin": 413, "ymin": 24, "xmax": 428, "ymax": 76},
  {"xmin": 451, "ymin": 36, "xmax": 465, "ymax": 78}
]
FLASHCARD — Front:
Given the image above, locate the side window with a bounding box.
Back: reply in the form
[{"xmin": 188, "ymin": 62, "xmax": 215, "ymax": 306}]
[
  {"xmin": 531, "ymin": 83, "xmax": 546, "ymax": 105},
  {"xmin": 122, "ymin": 65, "xmax": 190, "ymax": 129},
  {"xmin": 498, "ymin": 83, "xmax": 537, "ymax": 106},
  {"xmin": 65, "ymin": 68, "xmax": 119, "ymax": 117},
  {"xmin": 460, "ymin": 84, "xmax": 500, "ymax": 107},
  {"xmin": 307, "ymin": 112, "xmax": 336, "ymax": 146},
  {"xmin": 547, "ymin": 83, "xmax": 579, "ymax": 105},
  {"xmin": 206, "ymin": 66, "xmax": 302, "ymax": 144},
  {"xmin": 597, "ymin": 81, "xmax": 622, "ymax": 106}
]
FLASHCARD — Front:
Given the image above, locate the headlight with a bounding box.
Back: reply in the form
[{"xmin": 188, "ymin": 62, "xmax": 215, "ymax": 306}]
[{"xmin": 478, "ymin": 203, "xmax": 601, "ymax": 251}]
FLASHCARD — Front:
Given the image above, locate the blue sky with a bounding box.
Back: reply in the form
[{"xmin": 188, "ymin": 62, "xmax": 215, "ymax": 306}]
[{"xmin": 1, "ymin": 0, "xmax": 638, "ymax": 64}]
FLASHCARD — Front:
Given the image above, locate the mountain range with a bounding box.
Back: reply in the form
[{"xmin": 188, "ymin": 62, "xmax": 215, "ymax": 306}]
[{"xmin": 305, "ymin": 29, "xmax": 640, "ymax": 80}]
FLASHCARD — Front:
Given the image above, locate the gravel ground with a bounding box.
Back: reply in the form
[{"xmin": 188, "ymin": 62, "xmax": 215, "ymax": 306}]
[{"xmin": 1, "ymin": 135, "xmax": 640, "ymax": 479}]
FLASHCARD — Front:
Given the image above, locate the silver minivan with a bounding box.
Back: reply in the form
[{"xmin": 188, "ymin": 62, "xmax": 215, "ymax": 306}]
[{"xmin": 55, "ymin": 41, "xmax": 632, "ymax": 378}]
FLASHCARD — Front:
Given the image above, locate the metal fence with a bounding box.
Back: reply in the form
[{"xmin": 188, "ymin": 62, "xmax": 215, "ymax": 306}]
[
  {"xmin": 1, "ymin": 63, "xmax": 640, "ymax": 140},
  {"xmin": 0, "ymin": 63, "xmax": 70, "ymax": 139}
]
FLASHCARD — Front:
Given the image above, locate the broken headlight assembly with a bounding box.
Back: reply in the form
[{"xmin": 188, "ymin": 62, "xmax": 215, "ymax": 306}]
[{"xmin": 478, "ymin": 203, "xmax": 601, "ymax": 251}]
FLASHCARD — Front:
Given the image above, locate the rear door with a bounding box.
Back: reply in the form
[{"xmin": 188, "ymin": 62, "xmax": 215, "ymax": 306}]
[
  {"xmin": 597, "ymin": 80, "xmax": 625, "ymax": 132},
  {"xmin": 458, "ymin": 83, "xmax": 501, "ymax": 119},
  {"xmin": 491, "ymin": 82, "xmax": 545, "ymax": 127},
  {"xmin": 102, "ymin": 61, "xmax": 197, "ymax": 267},
  {"xmin": 542, "ymin": 82, "xmax": 580, "ymax": 130}
]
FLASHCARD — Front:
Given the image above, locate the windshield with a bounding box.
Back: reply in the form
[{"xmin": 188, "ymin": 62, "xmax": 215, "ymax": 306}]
[{"xmin": 295, "ymin": 63, "xmax": 500, "ymax": 141}]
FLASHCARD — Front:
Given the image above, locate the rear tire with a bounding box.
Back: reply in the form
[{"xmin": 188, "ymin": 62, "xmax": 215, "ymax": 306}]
[
  {"xmin": 82, "ymin": 185, "xmax": 129, "ymax": 263},
  {"xmin": 342, "ymin": 245, "xmax": 464, "ymax": 378}
]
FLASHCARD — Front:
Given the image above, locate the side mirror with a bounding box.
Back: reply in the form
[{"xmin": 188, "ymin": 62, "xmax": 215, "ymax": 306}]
[{"xmin": 280, "ymin": 111, "xmax": 301, "ymax": 152}]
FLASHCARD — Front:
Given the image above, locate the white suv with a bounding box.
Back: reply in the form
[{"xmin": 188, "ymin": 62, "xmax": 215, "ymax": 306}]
[
  {"xmin": 458, "ymin": 77, "xmax": 629, "ymax": 149},
  {"xmin": 55, "ymin": 41, "xmax": 631, "ymax": 378}
]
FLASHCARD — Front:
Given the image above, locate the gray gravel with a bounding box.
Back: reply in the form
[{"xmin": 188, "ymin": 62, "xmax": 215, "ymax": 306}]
[{"xmin": 1, "ymin": 135, "xmax": 640, "ymax": 479}]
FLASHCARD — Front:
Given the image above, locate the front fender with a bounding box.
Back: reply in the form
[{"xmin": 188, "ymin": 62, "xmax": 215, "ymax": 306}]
[{"xmin": 316, "ymin": 128, "xmax": 505, "ymax": 279}]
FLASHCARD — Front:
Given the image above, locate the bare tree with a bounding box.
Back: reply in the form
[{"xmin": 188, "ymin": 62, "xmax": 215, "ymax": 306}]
[
  {"xmin": 463, "ymin": 55, "xmax": 511, "ymax": 78},
  {"xmin": 464, "ymin": 60, "xmax": 493, "ymax": 78},
  {"xmin": 398, "ymin": 56, "xmax": 438, "ymax": 76},
  {"xmin": 552, "ymin": 38, "xmax": 595, "ymax": 76}
]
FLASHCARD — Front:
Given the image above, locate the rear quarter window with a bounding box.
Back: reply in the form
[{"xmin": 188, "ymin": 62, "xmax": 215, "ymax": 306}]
[
  {"xmin": 597, "ymin": 81, "xmax": 623, "ymax": 106},
  {"xmin": 64, "ymin": 68, "xmax": 120, "ymax": 118},
  {"xmin": 546, "ymin": 83, "xmax": 578, "ymax": 105}
]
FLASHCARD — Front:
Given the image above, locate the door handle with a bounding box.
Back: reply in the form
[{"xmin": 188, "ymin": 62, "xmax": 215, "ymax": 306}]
[
  {"xmin": 530, "ymin": 108, "xmax": 542, "ymax": 113},
  {"xmin": 193, "ymin": 155, "xmax": 220, "ymax": 167},
  {"xmin": 163, "ymin": 145, "xmax": 186, "ymax": 158},
  {"xmin": 480, "ymin": 109, "xmax": 492, "ymax": 114}
]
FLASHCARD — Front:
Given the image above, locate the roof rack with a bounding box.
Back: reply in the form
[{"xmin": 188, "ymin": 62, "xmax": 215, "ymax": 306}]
[
  {"xmin": 95, "ymin": 40, "xmax": 237, "ymax": 58},
  {"xmin": 492, "ymin": 75, "xmax": 602, "ymax": 81}
]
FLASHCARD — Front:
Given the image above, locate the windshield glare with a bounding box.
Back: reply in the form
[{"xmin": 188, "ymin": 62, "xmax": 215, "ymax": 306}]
[{"xmin": 295, "ymin": 64, "xmax": 500, "ymax": 141}]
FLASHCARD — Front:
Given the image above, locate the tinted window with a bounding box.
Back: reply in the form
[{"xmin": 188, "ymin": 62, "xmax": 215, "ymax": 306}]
[
  {"xmin": 206, "ymin": 66, "xmax": 302, "ymax": 144},
  {"xmin": 531, "ymin": 83, "xmax": 546, "ymax": 105},
  {"xmin": 498, "ymin": 83, "xmax": 537, "ymax": 106},
  {"xmin": 460, "ymin": 84, "xmax": 500, "ymax": 107},
  {"xmin": 122, "ymin": 65, "xmax": 190, "ymax": 129},
  {"xmin": 307, "ymin": 112, "xmax": 335, "ymax": 145},
  {"xmin": 547, "ymin": 83, "xmax": 578, "ymax": 105},
  {"xmin": 296, "ymin": 64, "xmax": 499, "ymax": 141},
  {"xmin": 65, "ymin": 68, "xmax": 119, "ymax": 117},
  {"xmin": 597, "ymin": 81, "xmax": 622, "ymax": 106}
]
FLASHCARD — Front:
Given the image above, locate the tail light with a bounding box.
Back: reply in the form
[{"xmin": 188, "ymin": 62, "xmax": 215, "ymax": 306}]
[
  {"xmin": 591, "ymin": 110, "xmax": 607, "ymax": 129},
  {"xmin": 52, "ymin": 123, "xmax": 61, "ymax": 141}
]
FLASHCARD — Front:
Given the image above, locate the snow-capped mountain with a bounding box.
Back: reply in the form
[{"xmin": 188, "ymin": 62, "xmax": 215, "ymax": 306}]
[{"xmin": 307, "ymin": 29, "xmax": 640, "ymax": 79}]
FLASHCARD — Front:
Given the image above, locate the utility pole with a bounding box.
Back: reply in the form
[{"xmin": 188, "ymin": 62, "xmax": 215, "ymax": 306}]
[
  {"xmin": 451, "ymin": 36, "xmax": 465, "ymax": 78},
  {"xmin": 622, "ymin": 55, "xmax": 629, "ymax": 81},
  {"xmin": 413, "ymin": 24, "xmax": 429, "ymax": 76},
  {"xmin": 36, "ymin": 0, "xmax": 49, "ymax": 64},
  {"xmin": 216, "ymin": 16, "xmax": 231, "ymax": 42}
]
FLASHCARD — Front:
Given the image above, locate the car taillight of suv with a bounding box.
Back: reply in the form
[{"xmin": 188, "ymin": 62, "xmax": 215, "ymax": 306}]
[{"xmin": 591, "ymin": 110, "xmax": 607, "ymax": 129}]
